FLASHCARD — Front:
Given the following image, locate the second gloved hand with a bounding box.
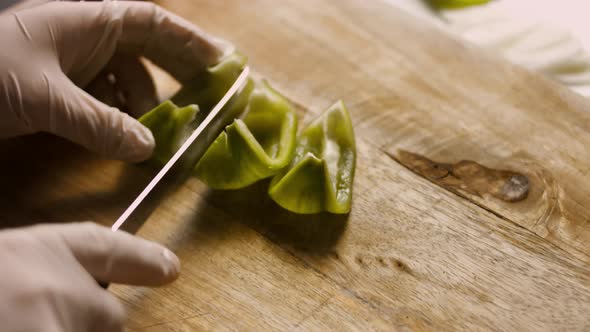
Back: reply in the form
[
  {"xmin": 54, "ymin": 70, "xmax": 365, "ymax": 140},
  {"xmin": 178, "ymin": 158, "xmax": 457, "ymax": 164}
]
[
  {"xmin": 0, "ymin": 222, "xmax": 180, "ymax": 332},
  {"xmin": 0, "ymin": 1, "xmax": 231, "ymax": 162}
]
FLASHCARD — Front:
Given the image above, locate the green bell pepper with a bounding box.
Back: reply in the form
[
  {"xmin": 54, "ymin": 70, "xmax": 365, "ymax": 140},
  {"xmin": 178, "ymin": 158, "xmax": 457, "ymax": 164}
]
[
  {"xmin": 138, "ymin": 51, "xmax": 357, "ymax": 215},
  {"xmin": 429, "ymin": 0, "xmax": 490, "ymax": 9},
  {"xmin": 139, "ymin": 52, "xmax": 252, "ymax": 166},
  {"xmin": 269, "ymin": 100, "xmax": 356, "ymax": 214},
  {"xmin": 172, "ymin": 52, "xmax": 249, "ymax": 113},
  {"xmin": 139, "ymin": 52, "xmax": 298, "ymax": 189},
  {"xmin": 138, "ymin": 101, "xmax": 199, "ymax": 165},
  {"xmin": 194, "ymin": 79, "xmax": 298, "ymax": 189}
]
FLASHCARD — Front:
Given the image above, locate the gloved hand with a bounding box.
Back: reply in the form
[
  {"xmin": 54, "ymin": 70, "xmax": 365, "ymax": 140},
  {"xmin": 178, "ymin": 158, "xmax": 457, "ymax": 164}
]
[
  {"xmin": 0, "ymin": 222, "xmax": 180, "ymax": 332},
  {"xmin": 0, "ymin": 1, "xmax": 231, "ymax": 161}
]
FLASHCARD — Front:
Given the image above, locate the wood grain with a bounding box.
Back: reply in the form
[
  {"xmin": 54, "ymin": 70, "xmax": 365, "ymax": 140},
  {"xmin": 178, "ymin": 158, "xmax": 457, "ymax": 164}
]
[
  {"xmin": 112, "ymin": 141, "xmax": 590, "ymax": 331},
  {"xmin": 1, "ymin": 0, "xmax": 590, "ymax": 331},
  {"xmin": 160, "ymin": 0, "xmax": 590, "ymax": 262},
  {"xmin": 123, "ymin": 0, "xmax": 590, "ymax": 329}
]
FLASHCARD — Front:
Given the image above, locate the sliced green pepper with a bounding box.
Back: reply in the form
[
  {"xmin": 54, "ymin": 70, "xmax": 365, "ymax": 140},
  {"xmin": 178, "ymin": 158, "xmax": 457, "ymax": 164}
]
[
  {"xmin": 139, "ymin": 52, "xmax": 252, "ymax": 166},
  {"xmin": 138, "ymin": 101, "xmax": 199, "ymax": 165},
  {"xmin": 194, "ymin": 80, "xmax": 298, "ymax": 189},
  {"xmin": 429, "ymin": 0, "xmax": 490, "ymax": 9},
  {"xmin": 172, "ymin": 52, "xmax": 249, "ymax": 114},
  {"xmin": 139, "ymin": 52, "xmax": 297, "ymax": 189},
  {"xmin": 269, "ymin": 100, "xmax": 356, "ymax": 214},
  {"xmin": 138, "ymin": 51, "xmax": 357, "ymax": 215}
]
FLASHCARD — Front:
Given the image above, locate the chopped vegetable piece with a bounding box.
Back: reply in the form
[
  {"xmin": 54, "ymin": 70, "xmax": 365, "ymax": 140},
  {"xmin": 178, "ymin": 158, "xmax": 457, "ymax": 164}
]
[
  {"xmin": 269, "ymin": 100, "xmax": 356, "ymax": 214},
  {"xmin": 138, "ymin": 101, "xmax": 199, "ymax": 165},
  {"xmin": 137, "ymin": 50, "xmax": 357, "ymax": 215},
  {"xmin": 172, "ymin": 52, "xmax": 249, "ymax": 114},
  {"xmin": 194, "ymin": 79, "xmax": 298, "ymax": 189},
  {"xmin": 429, "ymin": 0, "xmax": 490, "ymax": 9},
  {"xmin": 138, "ymin": 52, "xmax": 252, "ymax": 166}
]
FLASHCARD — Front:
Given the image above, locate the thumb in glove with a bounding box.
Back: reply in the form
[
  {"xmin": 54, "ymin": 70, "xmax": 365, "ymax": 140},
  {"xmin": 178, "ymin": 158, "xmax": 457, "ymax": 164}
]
[{"xmin": 0, "ymin": 1, "xmax": 232, "ymax": 161}]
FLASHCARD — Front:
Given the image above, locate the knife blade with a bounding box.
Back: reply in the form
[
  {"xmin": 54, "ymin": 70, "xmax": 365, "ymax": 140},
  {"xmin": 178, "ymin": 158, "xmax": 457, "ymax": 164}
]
[{"xmin": 111, "ymin": 66, "xmax": 251, "ymax": 232}]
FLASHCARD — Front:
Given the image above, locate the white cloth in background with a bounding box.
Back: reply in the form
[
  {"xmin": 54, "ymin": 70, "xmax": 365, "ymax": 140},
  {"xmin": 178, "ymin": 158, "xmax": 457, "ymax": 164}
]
[{"xmin": 383, "ymin": 0, "xmax": 590, "ymax": 97}]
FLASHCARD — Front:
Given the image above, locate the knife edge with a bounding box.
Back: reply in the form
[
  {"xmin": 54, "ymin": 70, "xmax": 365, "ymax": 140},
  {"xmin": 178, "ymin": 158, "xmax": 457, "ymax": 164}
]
[{"xmin": 111, "ymin": 66, "xmax": 251, "ymax": 232}]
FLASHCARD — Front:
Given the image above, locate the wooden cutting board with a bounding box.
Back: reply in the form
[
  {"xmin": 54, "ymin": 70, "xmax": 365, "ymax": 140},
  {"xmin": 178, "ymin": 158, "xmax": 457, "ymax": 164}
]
[{"xmin": 2, "ymin": 0, "xmax": 590, "ymax": 330}]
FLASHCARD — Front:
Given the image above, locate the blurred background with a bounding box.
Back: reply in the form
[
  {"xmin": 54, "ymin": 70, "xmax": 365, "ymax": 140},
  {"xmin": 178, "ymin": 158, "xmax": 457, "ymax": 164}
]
[
  {"xmin": 0, "ymin": 0, "xmax": 14, "ymax": 8},
  {"xmin": 387, "ymin": 0, "xmax": 590, "ymax": 97},
  {"xmin": 2, "ymin": 0, "xmax": 589, "ymax": 97}
]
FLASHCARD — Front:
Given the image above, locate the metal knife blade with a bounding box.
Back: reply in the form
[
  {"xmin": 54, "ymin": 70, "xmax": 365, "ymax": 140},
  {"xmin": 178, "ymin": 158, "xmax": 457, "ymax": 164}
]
[{"xmin": 111, "ymin": 66, "xmax": 251, "ymax": 232}]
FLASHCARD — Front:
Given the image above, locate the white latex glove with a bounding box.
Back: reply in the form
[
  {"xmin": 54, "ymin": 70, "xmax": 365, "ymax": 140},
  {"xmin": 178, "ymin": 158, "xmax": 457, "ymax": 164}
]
[
  {"xmin": 0, "ymin": 1, "xmax": 231, "ymax": 161},
  {"xmin": 0, "ymin": 222, "xmax": 180, "ymax": 332}
]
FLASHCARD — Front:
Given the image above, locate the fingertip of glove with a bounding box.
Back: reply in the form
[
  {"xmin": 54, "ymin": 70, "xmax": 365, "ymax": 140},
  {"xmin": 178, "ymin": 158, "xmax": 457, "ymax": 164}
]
[
  {"xmin": 160, "ymin": 248, "xmax": 181, "ymax": 283},
  {"xmin": 116, "ymin": 116, "xmax": 155, "ymax": 162},
  {"xmin": 132, "ymin": 122, "xmax": 156, "ymax": 161},
  {"xmin": 212, "ymin": 37, "xmax": 235, "ymax": 62},
  {"xmin": 141, "ymin": 246, "xmax": 181, "ymax": 286}
]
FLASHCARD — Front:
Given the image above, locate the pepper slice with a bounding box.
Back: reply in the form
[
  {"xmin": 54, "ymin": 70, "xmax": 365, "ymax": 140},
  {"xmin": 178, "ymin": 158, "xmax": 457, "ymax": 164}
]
[
  {"xmin": 138, "ymin": 101, "xmax": 199, "ymax": 165},
  {"xmin": 138, "ymin": 52, "xmax": 356, "ymax": 214},
  {"xmin": 172, "ymin": 52, "xmax": 249, "ymax": 114},
  {"xmin": 138, "ymin": 52, "xmax": 252, "ymax": 166},
  {"xmin": 194, "ymin": 79, "xmax": 298, "ymax": 189},
  {"xmin": 269, "ymin": 100, "xmax": 356, "ymax": 214},
  {"xmin": 428, "ymin": 0, "xmax": 490, "ymax": 9}
]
